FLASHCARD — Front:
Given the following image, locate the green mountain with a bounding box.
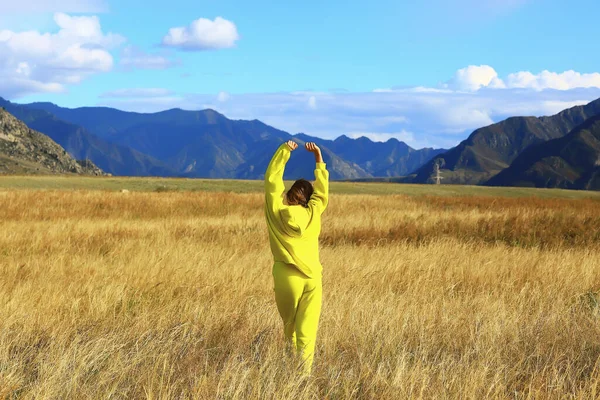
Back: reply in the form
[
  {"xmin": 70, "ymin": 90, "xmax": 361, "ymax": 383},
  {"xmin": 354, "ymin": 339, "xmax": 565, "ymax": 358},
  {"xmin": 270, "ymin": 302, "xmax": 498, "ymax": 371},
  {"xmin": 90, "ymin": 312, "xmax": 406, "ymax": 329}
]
[
  {"xmin": 0, "ymin": 108, "xmax": 103, "ymax": 175},
  {"xmin": 411, "ymin": 98, "xmax": 600, "ymax": 184},
  {"xmin": 485, "ymin": 115, "xmax": 600, "ymax": 190}
]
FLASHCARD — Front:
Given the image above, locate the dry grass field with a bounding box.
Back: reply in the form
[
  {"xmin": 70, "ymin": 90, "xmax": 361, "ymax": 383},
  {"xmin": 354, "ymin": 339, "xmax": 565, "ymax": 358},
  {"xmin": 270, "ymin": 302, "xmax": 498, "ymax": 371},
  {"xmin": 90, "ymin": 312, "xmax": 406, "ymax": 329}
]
[{"xmin": 1, "ymin": 180, "xmax": 600, "ymax": 399}]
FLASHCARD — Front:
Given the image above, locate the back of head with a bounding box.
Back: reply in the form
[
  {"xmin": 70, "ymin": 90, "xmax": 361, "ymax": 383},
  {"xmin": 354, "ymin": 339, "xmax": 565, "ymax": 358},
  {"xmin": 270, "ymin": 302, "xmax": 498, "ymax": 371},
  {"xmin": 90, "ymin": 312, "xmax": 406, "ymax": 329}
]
[{"xmin": 286, "ymin": 179, "xmax": 314, "ymax": 208}]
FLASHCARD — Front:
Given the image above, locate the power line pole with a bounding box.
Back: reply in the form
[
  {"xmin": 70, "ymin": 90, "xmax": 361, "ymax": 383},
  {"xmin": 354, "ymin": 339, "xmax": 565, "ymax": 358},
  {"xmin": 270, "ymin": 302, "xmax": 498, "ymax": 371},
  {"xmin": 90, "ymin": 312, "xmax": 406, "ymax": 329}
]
[{"xmin": 433, "ymin": 159, "xmax": 445, "ymax": 184}]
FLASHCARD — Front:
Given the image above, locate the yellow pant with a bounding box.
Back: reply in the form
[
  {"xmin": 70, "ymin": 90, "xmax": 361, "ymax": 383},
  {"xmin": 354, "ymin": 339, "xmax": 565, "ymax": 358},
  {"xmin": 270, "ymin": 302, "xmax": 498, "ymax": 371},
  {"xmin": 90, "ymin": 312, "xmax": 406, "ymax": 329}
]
[{"xmin": 272, "ymin": 262, "xmax": 322, "ymax": 374}]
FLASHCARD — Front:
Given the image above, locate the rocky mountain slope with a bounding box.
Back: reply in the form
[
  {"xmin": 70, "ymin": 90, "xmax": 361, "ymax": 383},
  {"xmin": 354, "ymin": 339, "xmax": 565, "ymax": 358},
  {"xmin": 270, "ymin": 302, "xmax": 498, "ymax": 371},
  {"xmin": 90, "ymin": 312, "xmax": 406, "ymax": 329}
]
[
  {"xmin": 485, "ymin": 115, "xmax": 600, "ymax": 190},
  {"xmin": 411, "ymin": 98, "xmax": 600, "ymax": 184},
  {"xmin": 0, "ymin": 108, "xmax": 103, "ymax": 175}
]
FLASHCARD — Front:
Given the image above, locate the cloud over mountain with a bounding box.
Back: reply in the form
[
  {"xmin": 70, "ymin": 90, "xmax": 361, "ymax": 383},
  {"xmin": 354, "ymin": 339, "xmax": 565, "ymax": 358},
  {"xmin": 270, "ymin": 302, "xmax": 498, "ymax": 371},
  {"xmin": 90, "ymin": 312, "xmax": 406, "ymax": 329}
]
[{"xmin": 100, "ymin": 76, "xmax": 600, "ymax": 149}]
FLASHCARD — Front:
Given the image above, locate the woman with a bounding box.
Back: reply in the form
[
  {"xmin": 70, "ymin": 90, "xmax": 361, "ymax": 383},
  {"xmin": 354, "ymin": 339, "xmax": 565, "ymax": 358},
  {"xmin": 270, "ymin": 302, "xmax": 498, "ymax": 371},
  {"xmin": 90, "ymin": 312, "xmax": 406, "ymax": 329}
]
[{"xmin": 264, "ymin": 140, "xmax": 329, "ymax": 374}]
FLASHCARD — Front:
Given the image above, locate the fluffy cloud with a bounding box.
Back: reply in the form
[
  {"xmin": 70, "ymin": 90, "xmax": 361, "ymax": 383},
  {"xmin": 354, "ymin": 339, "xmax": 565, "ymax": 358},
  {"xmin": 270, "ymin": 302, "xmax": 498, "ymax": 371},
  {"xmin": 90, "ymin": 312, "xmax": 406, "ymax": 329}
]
[
  {"xmin": 0, "ymin": 0, "xmax": 107, "ymax": 13},
  {"xmin": 0, "ymin": 12, "xmax": 123, "ymax": 98},
  {"xmin": 119, "ymin": 46, "xmax": 178, "ymax": 70},
  {"xmin": 442, "ymin": 65, "xmax": 600, "ymax": 92},
  {"xmin": 446, "ymin": 65, "xmax": 506, "ymax": 91},
  {"xmin": 308, "ymin": 96, "xmax": 317, "ymax": 110},
  {"xmin": 161, "ymin": 17, "xmax": 239, "ymax": 51}
]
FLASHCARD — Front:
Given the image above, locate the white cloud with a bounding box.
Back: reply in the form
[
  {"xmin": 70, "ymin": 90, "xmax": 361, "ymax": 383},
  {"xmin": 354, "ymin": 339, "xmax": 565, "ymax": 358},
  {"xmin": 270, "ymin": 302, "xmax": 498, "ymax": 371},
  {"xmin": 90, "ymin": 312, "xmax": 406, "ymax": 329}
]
[
  {"xmin": 217, "ymin": 91, "xmax": 230, "ymax": 102},
  {"xmin": 0, "ymin": 12, "xmax": 123, "ymax": 98},
  {"xmin": 119, "ymin": 46, "xmax": 178, "ymax": 70},
  {"xmin": 53, "ymin": 13, "xmax": 123, "ymax": 47},
  {"xmin": 100, "ymin": 88, "xmax": 175, "ymax": 98},
  {"xmin": 161, "ymin": 17, "xmax": 239, "ymax": 51},
  {"xmin": 1, "ymin": 79, "xmax": 65, "ymax": 96},
  {"xmin": 0, "ymin": 0, "xmax": 107, "ymax": 13},
  {"xmin": 308, "ymin": 96, "xmax": 317, "ymax": 110},
  {"xmin": 506, "ymin": 70, "xmax": 600, "ymax": 91},
  {"xmin": 442, "ymin": 65, "xmax": 600, "ymax": 92},
  {"xmin": 446, "ymin": 65, "xmax": 506, "ymax": 91}
]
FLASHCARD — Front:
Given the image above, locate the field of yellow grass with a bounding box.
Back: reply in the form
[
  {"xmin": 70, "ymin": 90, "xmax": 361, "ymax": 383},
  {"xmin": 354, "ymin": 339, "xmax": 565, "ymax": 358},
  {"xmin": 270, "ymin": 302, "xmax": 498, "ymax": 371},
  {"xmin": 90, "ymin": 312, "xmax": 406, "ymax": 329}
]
[{"xmin": 1, "ymin": 181, "xmax": 600, "ymax": 398}]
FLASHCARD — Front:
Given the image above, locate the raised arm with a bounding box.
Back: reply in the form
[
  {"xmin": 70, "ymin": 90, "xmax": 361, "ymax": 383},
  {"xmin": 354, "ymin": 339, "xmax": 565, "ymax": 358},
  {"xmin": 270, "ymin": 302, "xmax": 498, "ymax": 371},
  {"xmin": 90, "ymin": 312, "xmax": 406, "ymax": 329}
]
[
  {"xmin": 265, "ymin": 141, "xmax": 297, "ymax": 210},
  {"xmin": 306, "ymin": 142, "xmax": 329, "ymax": 213}
]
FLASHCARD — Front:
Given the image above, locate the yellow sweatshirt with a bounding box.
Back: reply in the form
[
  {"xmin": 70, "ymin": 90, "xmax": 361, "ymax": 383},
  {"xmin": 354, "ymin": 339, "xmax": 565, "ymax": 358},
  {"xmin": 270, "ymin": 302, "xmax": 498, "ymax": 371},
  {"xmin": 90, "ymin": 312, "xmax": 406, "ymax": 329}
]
[{"xmin": 264, "ymin": 143, "xmax": 329, "ymax": 278}]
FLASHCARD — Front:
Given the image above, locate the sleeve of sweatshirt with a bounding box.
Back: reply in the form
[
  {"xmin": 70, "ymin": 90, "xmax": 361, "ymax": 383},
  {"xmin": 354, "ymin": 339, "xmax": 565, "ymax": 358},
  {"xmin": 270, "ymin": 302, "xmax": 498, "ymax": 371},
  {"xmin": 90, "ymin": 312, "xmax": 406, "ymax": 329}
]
[
  {"xmin": 308, "ymin": 162, "xmax": 329, "ymax": 213},
  {"xmin": 265, "ymin": 143, "xmax": 290, "ymax": 213}
]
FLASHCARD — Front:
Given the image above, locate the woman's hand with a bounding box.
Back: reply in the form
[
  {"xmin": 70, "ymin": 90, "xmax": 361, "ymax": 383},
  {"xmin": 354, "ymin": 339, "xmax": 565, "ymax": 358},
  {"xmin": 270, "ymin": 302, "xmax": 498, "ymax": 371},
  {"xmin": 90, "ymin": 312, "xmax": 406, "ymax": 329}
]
[
  {"xmin": 305, "ymin": 142, "xmax": 323, "ymax": 163},
  {"xmin": 286, "ymin": 140, "xmax": 298, "ymax": 151},
  {"xmin": 305, "ymin": 142, "xmax": 320, "ymax": 154}
]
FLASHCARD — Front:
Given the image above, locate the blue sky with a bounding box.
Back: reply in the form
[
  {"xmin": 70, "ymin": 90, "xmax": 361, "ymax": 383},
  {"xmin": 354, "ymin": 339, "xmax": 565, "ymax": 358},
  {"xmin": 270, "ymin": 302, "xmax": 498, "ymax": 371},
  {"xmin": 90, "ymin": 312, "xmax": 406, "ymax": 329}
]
[{"xmin": 1, "ymin": 0, "xmax": 600, "ymax": 148}]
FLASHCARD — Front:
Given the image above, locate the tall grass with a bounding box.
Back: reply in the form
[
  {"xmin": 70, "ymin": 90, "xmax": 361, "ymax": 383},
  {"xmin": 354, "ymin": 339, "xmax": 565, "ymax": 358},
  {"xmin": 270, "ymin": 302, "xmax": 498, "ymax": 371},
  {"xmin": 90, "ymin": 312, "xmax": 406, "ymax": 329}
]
[{"xmin": 0, "ymin": 190, "xmax": 599, "ymax": 398}]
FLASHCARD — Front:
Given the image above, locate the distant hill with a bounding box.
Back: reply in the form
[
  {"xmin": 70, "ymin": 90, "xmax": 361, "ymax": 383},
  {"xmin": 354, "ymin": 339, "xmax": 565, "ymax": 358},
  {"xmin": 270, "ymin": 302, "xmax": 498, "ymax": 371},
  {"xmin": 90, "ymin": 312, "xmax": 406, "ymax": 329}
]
[
  {"xmin": 0, "ymin": 99, "xmax": 176, "ymax": 177},
  {"xmin": 411, "ymin": 98, "xmax": 600, "ymax": 185},
  {"xmin": 0, "ymin": 108, "xmax": 103, "ymax": 175},
  {"xmin": 13, "ymin": 99, "xmax": 446, "ymax": 179},
  {"xmin": 485, "ymin": 115, "xmax": 600, "ymax": 190},
  {"xmin": 294, "ymin": 133, "xmax": 446, "ymax": 177}
]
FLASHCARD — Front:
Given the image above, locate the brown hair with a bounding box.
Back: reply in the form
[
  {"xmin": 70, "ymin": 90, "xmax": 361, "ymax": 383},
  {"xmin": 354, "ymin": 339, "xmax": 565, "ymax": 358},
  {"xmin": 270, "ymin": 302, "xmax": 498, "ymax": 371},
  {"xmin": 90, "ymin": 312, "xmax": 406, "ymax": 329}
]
[{"xmin": 286, "ymin": 179, "xmax": 314, "ymax": 208}]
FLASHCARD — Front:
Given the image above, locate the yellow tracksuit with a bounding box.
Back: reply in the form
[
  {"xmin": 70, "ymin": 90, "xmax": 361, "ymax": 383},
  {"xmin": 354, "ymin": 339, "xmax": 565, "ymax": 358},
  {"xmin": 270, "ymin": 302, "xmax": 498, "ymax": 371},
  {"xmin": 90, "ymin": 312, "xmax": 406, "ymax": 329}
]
[{"xmin": 264, "ymin": 143, "xmax": 329, "ymax": 373}]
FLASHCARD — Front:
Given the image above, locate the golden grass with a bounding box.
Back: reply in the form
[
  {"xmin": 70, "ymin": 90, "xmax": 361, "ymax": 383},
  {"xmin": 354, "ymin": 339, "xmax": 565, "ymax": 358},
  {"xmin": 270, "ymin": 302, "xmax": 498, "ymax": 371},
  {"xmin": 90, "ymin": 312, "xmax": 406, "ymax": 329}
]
[{"xmin": 1, "ymin": 190, "xmax": 599, "ymax": 399}]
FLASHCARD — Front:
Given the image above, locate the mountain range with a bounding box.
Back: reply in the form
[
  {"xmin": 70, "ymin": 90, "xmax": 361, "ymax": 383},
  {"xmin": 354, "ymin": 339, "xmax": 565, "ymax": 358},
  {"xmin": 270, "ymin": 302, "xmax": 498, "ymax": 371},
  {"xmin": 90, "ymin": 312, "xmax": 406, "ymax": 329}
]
[
  {"xmin": 0, "ymin": 97, "xmax": 446, "ymax": 180},
  {"xmin": 2, "ymin": 94, "xmax": 600, "ymax": 190}
]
